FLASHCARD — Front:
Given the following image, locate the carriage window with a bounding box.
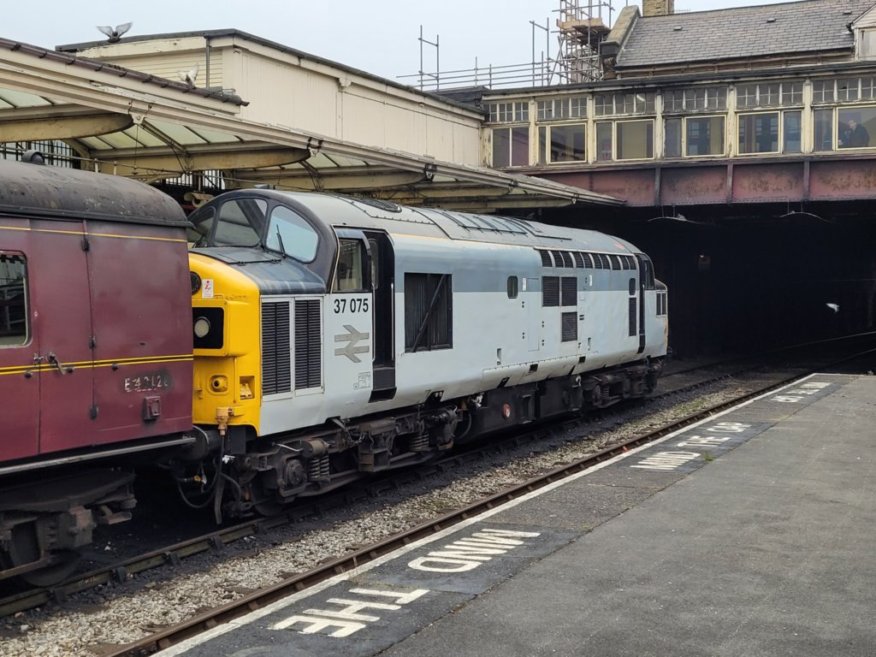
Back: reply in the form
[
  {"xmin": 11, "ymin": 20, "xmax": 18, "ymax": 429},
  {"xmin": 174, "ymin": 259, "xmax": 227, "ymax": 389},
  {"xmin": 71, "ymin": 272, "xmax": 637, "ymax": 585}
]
[
  {"xmin": 266, "ymin": 205, "xmax": 319, "ymax": 262},
  {"xmin": 213, "ymin": 198, "xmax": 266, "ymax": 247},
  {"xmin": 333, "ymin": 239, "xmax": 367, "ymax": 292},
  {"xmin": 0, "ymin": 254, "xmax": 28, "ymax": 347}
]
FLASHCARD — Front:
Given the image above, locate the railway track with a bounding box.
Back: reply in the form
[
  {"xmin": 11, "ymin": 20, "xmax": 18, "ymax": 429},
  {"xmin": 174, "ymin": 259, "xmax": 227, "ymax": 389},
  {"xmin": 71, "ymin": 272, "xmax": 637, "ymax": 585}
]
[
  {"xmin": 1, "ymin": 337, "xmax": 874, "ymax": 642},
  {"xmin": 0, "ymin": 353, "xmax": 751, "ymax": 619},
  {"xmin": 95, "ymin": 343, "xmax": 876, "ymax": 657}
]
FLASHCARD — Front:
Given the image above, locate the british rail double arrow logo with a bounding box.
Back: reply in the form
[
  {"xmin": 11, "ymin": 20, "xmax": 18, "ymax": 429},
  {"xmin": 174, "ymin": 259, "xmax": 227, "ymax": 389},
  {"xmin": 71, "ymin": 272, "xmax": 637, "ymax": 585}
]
[{"xmin": 334, "ymin": 325, "xmax": 370, "ymax": 363}]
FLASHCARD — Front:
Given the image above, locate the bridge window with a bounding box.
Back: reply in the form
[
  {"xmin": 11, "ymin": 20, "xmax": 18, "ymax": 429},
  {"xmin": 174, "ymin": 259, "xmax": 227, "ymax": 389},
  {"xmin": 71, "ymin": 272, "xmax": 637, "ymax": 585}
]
[
  {"xmin": 814, "ymin": 77, "xmax": 876, "ymax": 105},
  {"xmin": 813, "ymin": 109, "xmax": 834, "ymax": 151},
  {"xmin": 666, "ymin": 115, "xmax": 725, "ymax": 157},
  {"xmin": 783, "ymin": 112, "xmax": 802, "ymax": 153},
  {"xmin": 492, "ymin": 126, "xmax": 529, "ymax": 167},
  {"xmin": 486, "ymin": 101, "xmax": 529, "ymax": 123},
  {"xmin": 538, "ymin": 124, "xmax": 586, "ymax": 163},
  {"xmin": 838, "ymin": 107, "xmax": 876, "ymax": 148},
  {"xmin": 737, "ymin": 82, "xmax": 802, "ymax": 109},
  {"xmin": 0, "ymin": 254, "xmax": 27, "ymax": 347},
  {"xmin": 594, "ymin": 92, "xmax": 655, "ymax": 117},
  {"xmin": 664, "ymin": 87, "xmax": 726, "ymax": 114},
  {"xmin": 813, "ymin": 80, "xmax": 836, "ymax": 105},
  {"xmin": 537, "ymin": 96, "xmax": 586, "ymax": 120},
  {"xmin": 738, "ymin": 113, "xmax": 779, "ymax": 154},
  {"xmin": 597, "ymin": 120, "xmax": 654, "ymax": 161},
  {"xmin": 617, "ymin": 120, "xmax": 654, "ymax": 160}
]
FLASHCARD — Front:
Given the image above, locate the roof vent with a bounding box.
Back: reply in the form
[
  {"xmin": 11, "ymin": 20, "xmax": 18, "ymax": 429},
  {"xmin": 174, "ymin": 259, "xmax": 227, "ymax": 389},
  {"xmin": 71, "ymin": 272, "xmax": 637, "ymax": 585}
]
[
  {"xmin": 843, "ymin": 10, "xmax": 852, "ymax": 15},
  {"xmin": 766, "ymin": 17, "xmax": 776, "ymax": 23},
  {"xmin": 673, "ymin": 25, "xmax": 682, "ymax": 31}
]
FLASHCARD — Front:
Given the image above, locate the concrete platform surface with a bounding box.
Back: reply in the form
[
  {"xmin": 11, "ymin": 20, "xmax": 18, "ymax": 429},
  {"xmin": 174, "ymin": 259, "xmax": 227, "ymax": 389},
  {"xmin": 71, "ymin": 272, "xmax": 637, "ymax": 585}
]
[{"xmin": 164, "ymin": 374, "xmax": 876, "ymax": 657}]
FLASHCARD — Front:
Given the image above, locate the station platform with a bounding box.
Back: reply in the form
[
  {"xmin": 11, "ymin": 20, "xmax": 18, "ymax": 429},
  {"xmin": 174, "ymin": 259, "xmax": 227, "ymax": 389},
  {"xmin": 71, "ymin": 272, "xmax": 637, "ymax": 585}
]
[{"xmin": 164, "ymin": 373, "xmax": 876, "ymax": 657}]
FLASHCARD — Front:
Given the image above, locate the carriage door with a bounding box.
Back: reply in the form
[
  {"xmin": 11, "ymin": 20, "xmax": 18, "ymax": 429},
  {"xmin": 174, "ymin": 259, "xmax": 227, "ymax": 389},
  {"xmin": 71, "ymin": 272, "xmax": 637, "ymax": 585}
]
[
  {"xmin": 0, "ymin": 242, "xmax": 39, "ymax": 461},
  {"xmin": 364, "ymin": 231, "xmax": 396, "ymax": 401},
  {"xmin": 30, "ymin": 220, "xmax": 95, "ymax": 455}
]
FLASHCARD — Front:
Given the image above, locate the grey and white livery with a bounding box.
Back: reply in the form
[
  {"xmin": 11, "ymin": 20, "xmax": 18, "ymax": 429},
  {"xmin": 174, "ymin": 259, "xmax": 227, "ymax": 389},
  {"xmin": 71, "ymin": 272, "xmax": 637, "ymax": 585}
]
[{"xmin": 188, "ymin": 191, "xmax": 668, "ymax": 512}]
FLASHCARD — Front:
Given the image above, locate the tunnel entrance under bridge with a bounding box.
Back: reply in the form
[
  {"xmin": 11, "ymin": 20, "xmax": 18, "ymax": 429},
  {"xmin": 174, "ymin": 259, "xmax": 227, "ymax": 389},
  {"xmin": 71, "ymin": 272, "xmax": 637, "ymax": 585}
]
[{"xmin": 543, "ymin": 203, "xmax": 876, "ymax": 359}]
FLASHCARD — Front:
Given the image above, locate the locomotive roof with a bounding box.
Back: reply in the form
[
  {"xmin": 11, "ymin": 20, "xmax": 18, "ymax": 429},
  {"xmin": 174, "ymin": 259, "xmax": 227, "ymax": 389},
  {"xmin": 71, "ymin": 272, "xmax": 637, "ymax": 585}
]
[
  {"xmin": 0, "ymin": 160, "xmax": 188, "ymax": 227},
  {"xmin": 236, "ymin": 189, "xmax": 640, "ymax": 255}
]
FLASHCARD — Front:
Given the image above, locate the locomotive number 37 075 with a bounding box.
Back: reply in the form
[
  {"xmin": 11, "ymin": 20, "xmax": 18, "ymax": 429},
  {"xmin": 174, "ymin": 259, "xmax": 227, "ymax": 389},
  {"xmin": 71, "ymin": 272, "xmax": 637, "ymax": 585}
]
[{"xmin": 333, "ymin": 296, "xmax": 370, "ymax": 314}]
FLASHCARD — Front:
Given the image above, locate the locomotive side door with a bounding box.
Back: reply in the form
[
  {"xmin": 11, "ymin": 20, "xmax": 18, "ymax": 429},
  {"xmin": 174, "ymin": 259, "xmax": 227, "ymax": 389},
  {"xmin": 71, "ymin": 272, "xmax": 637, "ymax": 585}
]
[
  {"xmin": 635, "ymin": 255, "xmax": 651, "ymax": 354},
  {"xmin": 29, "ymin": 220, "xmax": 96, "ymax": 455},
  {"xmin": 364, "ymin": 230, "xmax": 395, "ymax": 401},
  {"xmin": 0, "ymin": 235, "xmax": 39, "ymax": 462},
  {"xmin": 328, "ymin": 231, "xmax": 378, "ymax": 403}
]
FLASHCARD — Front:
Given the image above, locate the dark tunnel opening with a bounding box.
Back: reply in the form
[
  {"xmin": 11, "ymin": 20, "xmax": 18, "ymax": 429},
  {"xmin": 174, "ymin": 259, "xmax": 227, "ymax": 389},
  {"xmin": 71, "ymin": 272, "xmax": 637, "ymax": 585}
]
[{"xmin": 544, "ymin": 206, "xmax": 876, "ymax": 358}]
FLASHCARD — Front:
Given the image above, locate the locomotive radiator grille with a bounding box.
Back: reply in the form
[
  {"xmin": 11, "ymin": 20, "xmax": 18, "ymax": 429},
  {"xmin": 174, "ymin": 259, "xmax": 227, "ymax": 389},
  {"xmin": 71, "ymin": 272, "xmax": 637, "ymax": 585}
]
[
  {"xmin": 294, "ymin": 299, "xmax": 322, "ymax": 389},
  {"xmin": 561, "ymin": 311, "xmax": 578, "ymax": 342},
  {"xmin": 261, "ymin": 302, "xmax": 292, "ymax": 395}
]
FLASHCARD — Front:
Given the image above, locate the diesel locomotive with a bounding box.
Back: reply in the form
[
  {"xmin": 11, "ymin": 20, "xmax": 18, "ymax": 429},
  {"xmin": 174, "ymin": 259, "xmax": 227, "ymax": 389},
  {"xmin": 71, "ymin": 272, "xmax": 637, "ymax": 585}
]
[{"xmin": 0, "ymin": 159, "xmax": 667, "ymax": 585}]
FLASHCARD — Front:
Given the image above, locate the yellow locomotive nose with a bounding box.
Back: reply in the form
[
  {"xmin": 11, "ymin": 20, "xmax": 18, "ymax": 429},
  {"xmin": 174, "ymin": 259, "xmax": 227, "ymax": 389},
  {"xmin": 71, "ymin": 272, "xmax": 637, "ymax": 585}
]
[{"xmin": 189, "ymin": 253, "xmax": 262, "ymax": 435}]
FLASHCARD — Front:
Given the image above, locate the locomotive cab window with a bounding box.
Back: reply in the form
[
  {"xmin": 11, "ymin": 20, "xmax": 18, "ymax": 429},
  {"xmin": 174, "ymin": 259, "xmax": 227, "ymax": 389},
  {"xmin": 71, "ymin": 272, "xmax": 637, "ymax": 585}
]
[
  {"xmin": 333, "ymin": 239, "xmax": 369, "ymax": 292},
  {"xmin": 214, "ymin": 198, "xmax": 266, "ymax": 247},
  {"xmin": 266, "ymin": 205, "xmax": 319, "ymax": 263},
  {"xmin": 0, "ymin": 254, "xmax": 28, "ymax": 347}
]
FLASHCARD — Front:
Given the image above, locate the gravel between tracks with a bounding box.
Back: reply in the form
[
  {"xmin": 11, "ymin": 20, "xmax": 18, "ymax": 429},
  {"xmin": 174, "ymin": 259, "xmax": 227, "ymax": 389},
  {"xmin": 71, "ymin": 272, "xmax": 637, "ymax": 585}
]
[{"xmin": 0, "ymin": 378, "xmax": 759, "ymax": 657}]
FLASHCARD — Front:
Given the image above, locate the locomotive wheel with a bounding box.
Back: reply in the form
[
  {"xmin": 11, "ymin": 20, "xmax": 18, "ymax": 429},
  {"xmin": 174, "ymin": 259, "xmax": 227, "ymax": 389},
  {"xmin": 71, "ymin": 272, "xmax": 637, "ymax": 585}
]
[{"xmin": 3, "ymin": 524, "xmax": 81, "ymax": 587}]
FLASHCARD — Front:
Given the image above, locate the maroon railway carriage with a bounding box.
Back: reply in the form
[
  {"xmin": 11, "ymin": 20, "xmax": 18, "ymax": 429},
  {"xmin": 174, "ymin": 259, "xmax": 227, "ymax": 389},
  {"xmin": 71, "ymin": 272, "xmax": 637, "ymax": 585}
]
[{"xmin": 0, "ymin": 159, "xmax": 193, "ymax": 584}]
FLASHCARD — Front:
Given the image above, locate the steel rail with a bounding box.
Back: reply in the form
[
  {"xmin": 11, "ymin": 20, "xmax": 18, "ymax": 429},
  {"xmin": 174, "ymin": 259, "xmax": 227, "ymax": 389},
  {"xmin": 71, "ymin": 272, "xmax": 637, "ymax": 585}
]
[
  {"xmin": 0, "ymin": 353, "xmax": 737, "ymax": 617},
  {"xmin": 99, "ymin": 351, "xmax": 876, "ymax": 657},
  {"xmin": 3, "ymin": 341, "xmax": 874, "ymax": 620}
]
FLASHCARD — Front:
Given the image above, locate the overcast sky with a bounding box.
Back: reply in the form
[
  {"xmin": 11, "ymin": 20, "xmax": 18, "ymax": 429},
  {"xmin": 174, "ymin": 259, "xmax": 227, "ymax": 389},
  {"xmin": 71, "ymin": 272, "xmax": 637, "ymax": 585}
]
[{"xmin": 7, "ymin": 0, "xmax": 795, "ymax": 82}]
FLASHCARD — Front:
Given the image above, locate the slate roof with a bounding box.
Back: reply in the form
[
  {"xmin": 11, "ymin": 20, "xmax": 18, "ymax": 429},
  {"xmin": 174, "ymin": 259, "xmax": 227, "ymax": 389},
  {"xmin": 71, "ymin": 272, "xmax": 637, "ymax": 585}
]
[{"xmin": 616, "ymin": 0, "xmax": 876, "ymax": 69}]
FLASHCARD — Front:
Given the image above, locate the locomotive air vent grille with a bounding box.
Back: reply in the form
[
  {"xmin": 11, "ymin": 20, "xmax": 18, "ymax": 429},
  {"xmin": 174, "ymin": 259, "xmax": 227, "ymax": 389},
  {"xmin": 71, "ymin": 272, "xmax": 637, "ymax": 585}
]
[
  {"xmin": 561, "ymin": 276, "xmax": 577, "ymax": 306},
  {"xmin": 561, "ymin": 311, "xmax": 578, "ymax": 342},
  {"xmin": 538, "ymin": 250, "xmax": 552, "ymax": 267},
  {"xmin": 262, "ymin": 302, "xmax": 292, "ymax": 395},
  {"xmin": 542, "ymin": 276, "xmax": 560, "ymax": 307},
  {"xmin": 295, "ymin": 299, "xmax": 322, "ymax": 389}
]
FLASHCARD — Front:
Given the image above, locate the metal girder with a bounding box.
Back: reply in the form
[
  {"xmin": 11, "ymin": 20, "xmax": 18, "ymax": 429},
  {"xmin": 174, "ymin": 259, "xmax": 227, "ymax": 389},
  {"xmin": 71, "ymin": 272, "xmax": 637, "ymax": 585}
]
[
  {"xmin": 398, "ymin": 196, "xmax": 575, "ymax": 212},
  {"xmin": 0, "ymin": 110, "xmax": 133, "ymax": 141},
  {"xmin": 230, "ymin": 166, "xmax": 425, "ymax": 191},
  {"xmin": 89, "ymin": 146, "xmax": 311, "ymax": 178}
]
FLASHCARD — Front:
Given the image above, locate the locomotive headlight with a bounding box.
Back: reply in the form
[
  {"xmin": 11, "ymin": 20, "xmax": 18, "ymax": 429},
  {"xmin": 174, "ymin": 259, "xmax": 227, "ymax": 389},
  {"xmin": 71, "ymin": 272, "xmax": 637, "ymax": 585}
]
[
  {"xmin": 193, "ymin": 316, "xmax": 212, "ymax": 339},
  {"xmin": 190, "ymin": 271, "xmax": 202, "ymax": 295}
]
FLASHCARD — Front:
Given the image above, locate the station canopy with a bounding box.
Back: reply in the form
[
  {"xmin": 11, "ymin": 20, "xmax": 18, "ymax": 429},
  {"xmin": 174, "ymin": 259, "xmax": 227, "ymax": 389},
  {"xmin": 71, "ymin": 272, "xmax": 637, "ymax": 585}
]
[{"xmin": 0, "ymin": 38, "xmax": 620, "ymax": 213}]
